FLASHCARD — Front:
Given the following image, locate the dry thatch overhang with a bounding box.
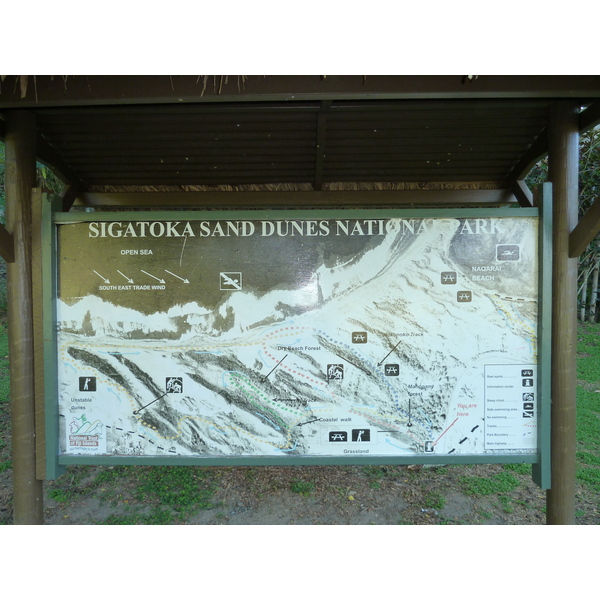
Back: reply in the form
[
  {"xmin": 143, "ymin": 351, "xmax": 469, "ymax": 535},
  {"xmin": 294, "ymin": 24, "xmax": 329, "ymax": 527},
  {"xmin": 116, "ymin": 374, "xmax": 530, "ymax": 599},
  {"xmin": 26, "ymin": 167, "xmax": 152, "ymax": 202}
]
[{"xmin": 1, "ymin": 75, "xmax": 600, "ymax": 209}]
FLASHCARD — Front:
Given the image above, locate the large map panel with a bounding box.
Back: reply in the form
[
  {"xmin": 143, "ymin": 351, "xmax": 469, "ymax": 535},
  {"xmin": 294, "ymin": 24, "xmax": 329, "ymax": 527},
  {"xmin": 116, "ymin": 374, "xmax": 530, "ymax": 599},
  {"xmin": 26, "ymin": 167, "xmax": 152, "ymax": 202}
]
[{"xmin": 55, "ymin": 213, "xmax": 539, "ymax": 460}]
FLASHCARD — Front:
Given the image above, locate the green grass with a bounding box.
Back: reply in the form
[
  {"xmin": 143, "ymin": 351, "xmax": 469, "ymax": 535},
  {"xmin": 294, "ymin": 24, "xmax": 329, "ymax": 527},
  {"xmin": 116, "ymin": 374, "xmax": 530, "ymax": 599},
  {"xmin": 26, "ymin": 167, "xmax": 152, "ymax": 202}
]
[
  {"xmin": 459, "ymin": 471, "xmax": 521, "ymax": 496},
  {"xmin": 576, "ymin": 467, "xmax": 600, "ymax": 491},
  {"xmin": 502, "ymin": 463, "xmax": 532, "ymax": 475},
  {"xmin": 423, "ymin": 491, "xmax": 446, "ymax": 509},
  {"xmin": 0, "ymin": 321, "xmax": 10, "ymax": 473},
  {"xmin": 576, "ymin": 451, "xmax": 600, "ymax": 466},
  {"xmin": 362, "ymin": 465, "xmax": 389, "ymax": 479},
  {"xmin": 47, "ymin": 488, "xmax": 77, "ymax": 503},
  {"xmin": 290, "ymin": 479, "xmax": 315, "ymax": 496},
  {"xmin": 576, "ymin": 389, "xmax": 600, "ymax": 451},
  {"xmin": 134, "ymin": 466, "xmax": 218, "ymax": 511},
  {"xmin": 363, "ymin": 464, "xmax": 399, "ymax": 489},
  {"xmin": 93, "ymin": 465, "xmax": 135, "ymax": 484},
  {"xmin": 575, "ymin": 324, "xmax": 600, "ymax": 498},
  {"xmin": 0, "ymin": 323, "xmax": 9, "ymax": 397},
  {"xmin": 44, "ymin": 464, "xmax": 221, "ymax": 524}
]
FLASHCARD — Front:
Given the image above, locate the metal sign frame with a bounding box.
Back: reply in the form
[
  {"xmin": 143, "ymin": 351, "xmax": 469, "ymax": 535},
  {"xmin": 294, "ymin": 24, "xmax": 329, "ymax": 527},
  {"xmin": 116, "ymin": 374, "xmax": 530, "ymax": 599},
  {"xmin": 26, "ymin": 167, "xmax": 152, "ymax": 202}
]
[{"xmin": 42, "ymin": 193, "xmax": 552, "ymax": 488}]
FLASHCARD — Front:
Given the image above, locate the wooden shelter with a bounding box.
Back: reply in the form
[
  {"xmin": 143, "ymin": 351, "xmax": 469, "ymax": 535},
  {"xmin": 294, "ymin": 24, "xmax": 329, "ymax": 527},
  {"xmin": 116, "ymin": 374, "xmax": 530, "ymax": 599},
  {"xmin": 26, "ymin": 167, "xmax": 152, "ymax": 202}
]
[{"xmin": 1, "ymin": 75, "xmax": 600, "ymax": 524}]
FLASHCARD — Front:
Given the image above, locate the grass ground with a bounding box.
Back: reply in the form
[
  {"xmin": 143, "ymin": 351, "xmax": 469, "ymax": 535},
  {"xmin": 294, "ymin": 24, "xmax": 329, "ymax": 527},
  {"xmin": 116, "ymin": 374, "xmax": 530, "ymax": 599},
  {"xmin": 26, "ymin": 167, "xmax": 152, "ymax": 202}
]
[
  {"xmin": 0, "ymin": 321, "xmax": 599, "ymax": 525},
  {"xmin": 0, "ymin": 322, "xmax": 9, "ymax": 479},
  {"xmin": 575, "ymin": 324, "xmax": 600, "ymax": 503}
]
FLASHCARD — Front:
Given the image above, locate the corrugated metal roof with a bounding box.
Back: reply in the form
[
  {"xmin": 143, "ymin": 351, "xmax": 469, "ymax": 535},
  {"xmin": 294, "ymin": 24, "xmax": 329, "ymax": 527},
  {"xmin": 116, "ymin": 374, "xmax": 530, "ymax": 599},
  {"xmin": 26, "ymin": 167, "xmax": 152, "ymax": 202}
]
[{"xmin": 30, "ymin": 98, "xmax": 553, "ymax": 190}]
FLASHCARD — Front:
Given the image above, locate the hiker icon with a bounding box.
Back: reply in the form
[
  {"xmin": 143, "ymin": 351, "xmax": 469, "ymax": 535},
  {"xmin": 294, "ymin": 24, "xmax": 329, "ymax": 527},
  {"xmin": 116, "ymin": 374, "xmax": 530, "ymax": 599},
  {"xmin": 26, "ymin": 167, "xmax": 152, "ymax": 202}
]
[
  {"xmin": 79, "ymin": 376, "xmax": 96, "ymax": 392},
  {"xmin": 352, "ymin": 429, "xmax": 370, "ymax": 442}
]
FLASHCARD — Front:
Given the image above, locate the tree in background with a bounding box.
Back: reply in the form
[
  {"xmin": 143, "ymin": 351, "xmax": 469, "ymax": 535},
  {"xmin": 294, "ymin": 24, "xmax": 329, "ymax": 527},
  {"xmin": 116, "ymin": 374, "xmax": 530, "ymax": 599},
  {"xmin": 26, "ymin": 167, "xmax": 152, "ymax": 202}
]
[
  {"xmin": 526, "ymin": 124, "xmax": 600, "ymax": 322},
  {"xmin": 575, "ymin": 126, "xmax": 600, "ymax": 322},
  {"xmin": 0, "ymin": 142, "xmax": 5, "ymax": 221}
]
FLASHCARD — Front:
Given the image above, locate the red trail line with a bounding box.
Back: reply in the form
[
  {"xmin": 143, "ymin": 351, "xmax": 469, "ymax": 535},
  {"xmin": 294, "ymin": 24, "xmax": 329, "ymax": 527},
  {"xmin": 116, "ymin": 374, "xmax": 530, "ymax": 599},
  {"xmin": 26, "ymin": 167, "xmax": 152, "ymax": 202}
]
[{"xmin": 435, "ymin": 417, "xmax": 459, "ymax": 445}]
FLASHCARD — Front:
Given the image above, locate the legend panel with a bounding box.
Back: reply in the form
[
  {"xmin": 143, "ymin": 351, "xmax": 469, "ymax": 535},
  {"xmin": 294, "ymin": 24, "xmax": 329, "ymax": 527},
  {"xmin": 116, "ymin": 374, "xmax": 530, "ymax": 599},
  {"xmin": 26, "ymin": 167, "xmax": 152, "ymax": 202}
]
[{"xmin": 484, "ymin": 364, "xmax": 537, "ymax": 451}]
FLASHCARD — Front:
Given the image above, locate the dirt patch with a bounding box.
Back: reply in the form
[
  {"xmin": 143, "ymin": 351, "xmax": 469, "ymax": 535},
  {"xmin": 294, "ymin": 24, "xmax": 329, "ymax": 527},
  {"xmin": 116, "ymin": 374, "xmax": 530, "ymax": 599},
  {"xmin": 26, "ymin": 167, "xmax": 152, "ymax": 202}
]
[
  {"xmin": 32, "ymin": 462, "xmax": 554, "ymax": 525},
  {"xmin": 3, "ymin": 460, "xmax": 598, "ymax": 525}
]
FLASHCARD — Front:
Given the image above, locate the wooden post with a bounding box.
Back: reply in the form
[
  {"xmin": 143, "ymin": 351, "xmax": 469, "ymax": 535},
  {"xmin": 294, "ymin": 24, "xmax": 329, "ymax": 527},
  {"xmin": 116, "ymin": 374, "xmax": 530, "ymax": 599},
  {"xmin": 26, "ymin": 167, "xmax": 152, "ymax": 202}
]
[
  {"xmin": 547, "ymin": 102, "xmax": 580, "ymax": 525},
  {"xmin": 4, "ymin": 110, "xmax": 44, "ymax": 524}
]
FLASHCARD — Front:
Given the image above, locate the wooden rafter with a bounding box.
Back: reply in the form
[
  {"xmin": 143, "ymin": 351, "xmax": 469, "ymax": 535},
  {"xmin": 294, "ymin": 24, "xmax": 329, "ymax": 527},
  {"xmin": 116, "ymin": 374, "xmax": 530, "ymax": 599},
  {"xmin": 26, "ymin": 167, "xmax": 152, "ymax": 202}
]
[
  {"xmin": 2, "ymin": 76, "xmax": 600, "ymax": 109},
  {"xmin": 0, "ymin": 223, "xmax": 15, "ymax": 263},
  {"xmin": 569, "ymin": 195, "xmax": 600, "ymax": 257},
  {"xmin": 511, "ymin": 179, "xmax": 534, "ymax": 207},
  {"xmin": 580, "ymin": 100, "xmax": 600, "ymax": 132},
  {"xmin": 503, "ymin": 129, "xmax": 549, "ymax": 184},
  {"xmin": 60, "ymin": 183, "xmax": 82, "ymax": 212},
  {"xmin": 35, "ymin": 137, "xmax": 78, "ymax": 183},
  {"xmin": 77, "ymin": 189, "xmax": 518, "ymax": 209},
  {"xmin": 313, "ymin": 101, "xmax": 330, "ymax": 190}
]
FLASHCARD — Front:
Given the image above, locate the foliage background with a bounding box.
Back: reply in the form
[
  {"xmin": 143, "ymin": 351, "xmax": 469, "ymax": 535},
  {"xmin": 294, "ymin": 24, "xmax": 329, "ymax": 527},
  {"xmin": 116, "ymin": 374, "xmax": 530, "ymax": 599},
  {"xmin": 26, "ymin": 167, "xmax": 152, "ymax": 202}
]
[{"xmin": 525, "ymin": 124, "xmax": 600, "ymax": 321}]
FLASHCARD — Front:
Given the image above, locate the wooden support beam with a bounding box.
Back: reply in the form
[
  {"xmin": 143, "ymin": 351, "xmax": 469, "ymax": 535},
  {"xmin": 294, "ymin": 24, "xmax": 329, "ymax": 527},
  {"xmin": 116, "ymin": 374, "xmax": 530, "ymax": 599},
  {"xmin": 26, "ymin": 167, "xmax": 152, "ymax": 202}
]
[
  {"xmin": 503, "ymin": 129, "xmax": 549, "ymax": 184},
  {"xmin": 569, "ymin": 195, "xmax": 600, "ymax": 258},
  {"xmin": 313, "ymin": 101, "xmax": 330, "ymax": 191},
  {"xmin": 5, "ymin": 110, "xmax": 44, "ymax": 524},
  {"xmin": 511, "ymin": 180, "xmax": 534, "ymax": 207},
  {"xmin": 31, "ymin": 189, "xmax": 46, "ymax": 479},
  {"xmin": 579, "ymin": 100, "xmax": 600, "ymax": 133},
  {"xmin": 35, "ymin": 136, "xmax": 86, "ymax": 194},
  {"xmin": 60, "ymin": 183, "xmax": 82, "ymax": 212},
  {"xmin": 0, "ymin": 223, "xmax": 15, "ymax": 263},
  {"xmin": 546, "ymin": 102, "xmax": 580, "ymax": 525},
  {"xmin": 2, "ymin": 76, "xmax": 600, "ymax": 109},
  {"xmin": 77, "ymin": 189, "xmax": 519, "ymax": 209}
]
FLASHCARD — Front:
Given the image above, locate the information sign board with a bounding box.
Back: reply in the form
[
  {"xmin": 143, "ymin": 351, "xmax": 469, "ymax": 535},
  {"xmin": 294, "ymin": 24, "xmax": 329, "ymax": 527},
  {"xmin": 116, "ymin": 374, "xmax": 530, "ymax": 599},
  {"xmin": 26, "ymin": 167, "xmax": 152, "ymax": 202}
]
[{"xmin": 46, "ymin": 208, "xmax": 550, "ymax": 471}]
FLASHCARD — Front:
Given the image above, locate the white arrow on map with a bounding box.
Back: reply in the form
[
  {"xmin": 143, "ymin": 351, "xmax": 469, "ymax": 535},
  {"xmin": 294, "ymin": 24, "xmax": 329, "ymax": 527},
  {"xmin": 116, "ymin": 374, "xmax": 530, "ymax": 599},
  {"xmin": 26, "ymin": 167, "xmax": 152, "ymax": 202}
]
[
  {"xmin": 164, "ymin": 269, "xmax": 190, "ymax": 283},
  {"xmin": 117, "ymin": 270, "xmax": 134, "ymax": 283},
  {"xmin": 93, "ymin": 270, "xmax": 110, "ymax": 284},
  {"xmin": 140, "ymin": 269, "xmax": 166, "ymax": 283}
]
